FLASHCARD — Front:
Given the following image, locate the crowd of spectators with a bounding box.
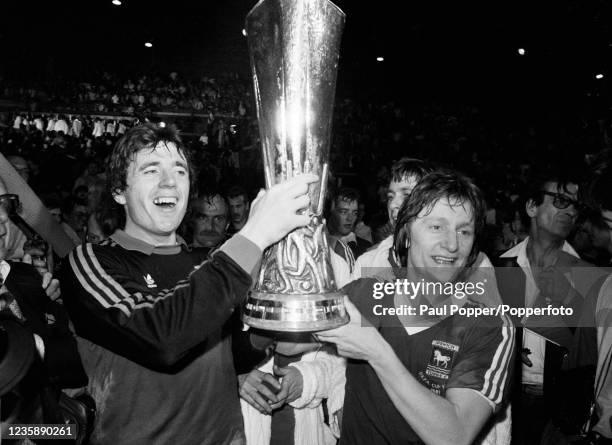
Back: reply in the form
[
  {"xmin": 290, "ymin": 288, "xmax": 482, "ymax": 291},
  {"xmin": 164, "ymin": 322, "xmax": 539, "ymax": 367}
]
[
  {"xmin": 2, "ymin": 71, "xmax": 612, "ymax": 265},
  {"xmin": 1, "ymin": 71, "xmax": 251, "ymax": 117}
]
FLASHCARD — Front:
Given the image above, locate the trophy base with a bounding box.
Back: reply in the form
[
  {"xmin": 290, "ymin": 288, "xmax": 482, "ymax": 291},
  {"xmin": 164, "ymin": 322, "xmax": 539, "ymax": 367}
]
[{"xmin": 243, "ymin": 291, "xmax": 349, "ymax": 332}]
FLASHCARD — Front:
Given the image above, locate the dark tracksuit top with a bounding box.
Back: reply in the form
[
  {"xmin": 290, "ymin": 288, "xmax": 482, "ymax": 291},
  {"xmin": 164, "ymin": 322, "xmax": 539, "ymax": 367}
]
[{"xmin": 62, "ymin": 230, "xmax": 261, "ymax": 445}]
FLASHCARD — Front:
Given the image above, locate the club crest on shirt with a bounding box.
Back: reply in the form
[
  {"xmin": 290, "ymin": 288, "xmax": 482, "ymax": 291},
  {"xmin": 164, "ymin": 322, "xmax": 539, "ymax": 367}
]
[{"xmin": 426, "ymin": 340, "xmax": 459, "ymax": 380}]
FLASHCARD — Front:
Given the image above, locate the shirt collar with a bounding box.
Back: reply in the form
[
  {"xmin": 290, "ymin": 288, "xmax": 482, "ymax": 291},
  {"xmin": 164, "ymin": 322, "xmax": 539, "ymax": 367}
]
[
  {"xmin": 110, "ymin": 230, "xmax": 188, "ymax": 256},
  {"xmin": 500, "ymin": 236, "xmax": 579, "ymax": 265},
  {"xmin": 501, "ymin": 237, "xmax": 528, "ymax": 262},
  {"xmin": 340, "ymin": 232, "xmax": 357, "ymax": 244}
]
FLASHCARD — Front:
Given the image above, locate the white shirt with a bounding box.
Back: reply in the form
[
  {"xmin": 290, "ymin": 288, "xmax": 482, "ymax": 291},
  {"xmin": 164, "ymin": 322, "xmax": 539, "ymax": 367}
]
[
  {"xmin": 34, "ymin": 118, "xmax": 44, "ymax": 131},
  {"xmin": 72, "ymin": 119, "xmax": 83, "ymax": 138},
  {"xmin": 330, "ymin": 250, "xmax": 350, "ymax": 289},
  {"xmin": 53, "ymin": 119, "xmax": 69, "ymax": 134},
  {"xmin": 500, "ymin": 237, "xmax": 579, "ymax": 386},
  {"xmin": 352, "ymin": 235, "xmax": 393, "ymax": 281},
  {"xmin": 92, "ymin": 120, "xmax": 105, "ymax": 138},
  {"xmin": 46, "ymin": 118, "xmax": 56, "ymax": 132},
  {"xmin": 106, "ymin": 121, "xmax": 116, "ymax": 136}
]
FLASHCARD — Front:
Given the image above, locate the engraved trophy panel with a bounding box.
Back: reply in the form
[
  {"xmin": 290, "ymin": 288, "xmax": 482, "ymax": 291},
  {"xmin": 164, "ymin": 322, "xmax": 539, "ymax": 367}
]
[{"xmin": 242, "ymin": 0, "xmax": 348, "ymax": 331}]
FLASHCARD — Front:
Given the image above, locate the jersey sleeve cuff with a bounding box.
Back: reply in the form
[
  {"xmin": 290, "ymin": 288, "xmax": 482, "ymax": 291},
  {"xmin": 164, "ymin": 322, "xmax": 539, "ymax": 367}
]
[
  {"xmin": 219, "ymin": 234, "xmax": 262, "ymax": 276},
  {"xmin": 470, "ymin": 388, "xmax": 497, "ymax": 411}
]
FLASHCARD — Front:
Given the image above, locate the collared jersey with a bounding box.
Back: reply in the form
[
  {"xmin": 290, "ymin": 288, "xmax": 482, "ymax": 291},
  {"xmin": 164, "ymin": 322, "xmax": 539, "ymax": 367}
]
[
  {"xmin": 62, "ymin": 230, "xmax": 255, "ymax": 445},
  {"xmin": 340, "ymin": 278, "xmax": 515, "ymax": 445}
]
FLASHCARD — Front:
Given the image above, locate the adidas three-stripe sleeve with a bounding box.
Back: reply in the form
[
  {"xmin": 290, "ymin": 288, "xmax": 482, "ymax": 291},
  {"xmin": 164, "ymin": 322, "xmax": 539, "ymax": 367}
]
[{"xmin": 62, "ymin": 243, "xmax": 252, "ymax": 369}]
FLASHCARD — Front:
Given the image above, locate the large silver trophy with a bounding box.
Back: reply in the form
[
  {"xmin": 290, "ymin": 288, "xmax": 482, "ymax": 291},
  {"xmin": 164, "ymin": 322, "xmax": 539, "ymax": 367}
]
[{"xmin": 242, "ymin": 0, "xmax": 348, "ymax": 331}]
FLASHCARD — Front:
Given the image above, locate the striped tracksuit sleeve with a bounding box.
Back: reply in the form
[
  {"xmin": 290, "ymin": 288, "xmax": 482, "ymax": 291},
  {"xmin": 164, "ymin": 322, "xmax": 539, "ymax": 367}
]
[
  {"xmin": 61, "ymin": 243, "xmax": 253, "ymax": 370},
  {"xmin": 446, "ymin": 314, "xmax": 516, "ymax": 410}
]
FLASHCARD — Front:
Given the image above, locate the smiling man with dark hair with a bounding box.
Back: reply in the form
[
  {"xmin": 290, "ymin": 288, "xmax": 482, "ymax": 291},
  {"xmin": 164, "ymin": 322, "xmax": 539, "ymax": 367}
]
[{"xmin": 62, "ymin": 123, "xmax": 318, "ymax": 444}]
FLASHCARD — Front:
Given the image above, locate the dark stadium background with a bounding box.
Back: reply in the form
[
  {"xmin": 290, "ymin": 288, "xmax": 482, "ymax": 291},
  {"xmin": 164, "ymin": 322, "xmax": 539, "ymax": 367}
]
[{"xmin": 3, "ymin": 0, "xmax": 612, "ymax": 111}]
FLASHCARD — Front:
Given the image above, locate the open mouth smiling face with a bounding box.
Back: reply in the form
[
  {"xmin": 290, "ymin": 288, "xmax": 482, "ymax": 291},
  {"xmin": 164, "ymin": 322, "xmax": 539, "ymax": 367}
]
[
  {"xmin": 115, "ymin": 141, "xmax": 190, "ymax": 245},
  {"xmin": 153, "ymin": 196, "xmax": 179, "ymax": 209}
]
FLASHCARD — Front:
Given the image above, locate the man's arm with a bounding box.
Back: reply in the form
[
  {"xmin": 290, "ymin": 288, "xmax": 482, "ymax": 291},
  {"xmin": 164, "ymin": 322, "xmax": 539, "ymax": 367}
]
[
  {"xmin": 63, "ymin": 174, "xmax": 318, "ymax": 370},
  {"xmin": 285, "ymin": 347, "xmax": 346, "ymax": 409},
  {"xmin": 368, "ymin": 344, "xmax": 500, "ymax": 445},
  {"xmin": 62, "ymin": 236, "xmax": 256, "ymax": 370}
]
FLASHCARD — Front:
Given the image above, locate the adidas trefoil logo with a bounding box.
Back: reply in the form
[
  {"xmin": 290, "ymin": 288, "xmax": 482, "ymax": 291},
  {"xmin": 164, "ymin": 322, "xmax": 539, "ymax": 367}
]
[{"xmin": 144, "ymin": 274, "xmax": 157, "ymax": 288}]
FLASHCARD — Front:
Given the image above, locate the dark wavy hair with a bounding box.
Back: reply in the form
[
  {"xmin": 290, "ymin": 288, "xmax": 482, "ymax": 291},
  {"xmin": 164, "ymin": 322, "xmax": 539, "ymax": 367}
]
[
  {"xmin": 107, "ymin": 123, "xmax": 194, "ymax": 196},
  {"xmin": 390, "ymin": 157, "xmax": 434, "ymax": 184},
  {"xmin": 193, "ymin": 190, "xmax": 229, "ymax": 218},
  {"xmin": 524, "ymin": 165, "xmax": 582, "ymax": 207},
  {"xmin": 226, "ymin": 185, "xmax": 249, "ymax": 202},
  {"xmin": 333, "ymin": 187, "xmax": 361, "ymax": 207},
  {"xmin": 393, "ymin": 169, "xmax": 486, "ymax": 269}
]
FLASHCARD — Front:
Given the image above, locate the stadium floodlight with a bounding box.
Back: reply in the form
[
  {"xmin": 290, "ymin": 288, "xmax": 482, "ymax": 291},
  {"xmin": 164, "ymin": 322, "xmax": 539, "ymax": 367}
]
[
  {"xmin": 112, "ymin": 0, "xmax": 121, "ymax": 5},
  {"xmin": 596, "ymin": 73, "xmax": 604, "ymax": 79},
  {"xmin": 517, "ymin": 48, "xmax": 526, "ymax": 56},
  {"xmin": 376, "ymin": 56, "xmax": 384, "ymax": 62},
  {"xmin": 145, "ymin": 42, "xmax": 153, "ymax": 48}
]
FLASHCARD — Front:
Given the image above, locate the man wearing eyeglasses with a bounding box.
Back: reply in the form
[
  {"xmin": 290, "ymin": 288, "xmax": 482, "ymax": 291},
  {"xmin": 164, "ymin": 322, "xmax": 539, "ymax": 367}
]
[{"xmin": 496, "ymin": 170, "xmax": 600, "ymax": 444}]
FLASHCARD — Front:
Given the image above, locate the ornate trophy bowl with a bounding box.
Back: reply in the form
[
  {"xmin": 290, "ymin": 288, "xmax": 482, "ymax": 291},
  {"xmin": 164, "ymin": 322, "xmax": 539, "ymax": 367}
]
[{"xmin": 242, "ymin": 0, "xmax": 348, "ymax": 331}]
